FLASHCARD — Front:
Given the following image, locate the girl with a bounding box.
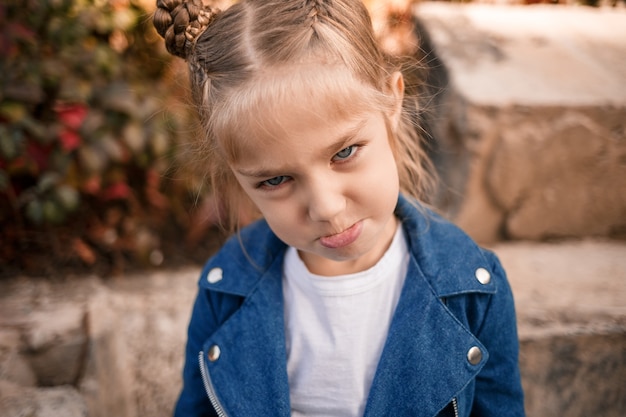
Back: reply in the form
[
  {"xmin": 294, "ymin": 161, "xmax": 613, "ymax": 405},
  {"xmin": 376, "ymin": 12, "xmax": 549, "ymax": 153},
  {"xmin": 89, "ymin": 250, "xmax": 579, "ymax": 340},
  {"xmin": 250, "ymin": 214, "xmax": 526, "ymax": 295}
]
[{"xmin": 153, "ymin": 0, "xmax": 525, "ymax": 416}]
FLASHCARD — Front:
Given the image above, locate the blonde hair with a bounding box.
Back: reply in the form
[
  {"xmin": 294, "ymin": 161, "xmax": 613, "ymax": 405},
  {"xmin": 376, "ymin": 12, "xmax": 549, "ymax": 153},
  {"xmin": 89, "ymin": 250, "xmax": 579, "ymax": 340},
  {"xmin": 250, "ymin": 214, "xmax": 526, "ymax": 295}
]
[{"xmin": 154, "ymin": 0, "xmax": 434, "ymax": 232}]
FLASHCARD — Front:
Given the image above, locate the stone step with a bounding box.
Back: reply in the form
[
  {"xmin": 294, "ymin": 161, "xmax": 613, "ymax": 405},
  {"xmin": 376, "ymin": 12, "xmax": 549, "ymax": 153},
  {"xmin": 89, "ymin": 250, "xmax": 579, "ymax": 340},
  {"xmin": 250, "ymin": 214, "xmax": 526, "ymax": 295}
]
[
  {"xmin": 414, "ymin": 3, "xmax": 626, "ymax": 106},
  {"xmin": 413, "ymin": 2, "xmax": 626, "ymax": 243},
  {"xmin": 1, "ymin": 239, "xmax": 624, "ymax": 416},
  {"xmin": 492, "ymin": 239, "xmax": 626, "ymax": 417}
]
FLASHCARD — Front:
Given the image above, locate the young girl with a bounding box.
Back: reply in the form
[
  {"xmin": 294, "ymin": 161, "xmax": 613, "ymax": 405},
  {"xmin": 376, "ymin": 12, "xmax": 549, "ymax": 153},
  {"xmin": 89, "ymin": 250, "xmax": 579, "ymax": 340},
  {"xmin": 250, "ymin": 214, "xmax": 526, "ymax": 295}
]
[{"xmin": 153, "ymin": 0, "xmax": 525, "ymax": 416}]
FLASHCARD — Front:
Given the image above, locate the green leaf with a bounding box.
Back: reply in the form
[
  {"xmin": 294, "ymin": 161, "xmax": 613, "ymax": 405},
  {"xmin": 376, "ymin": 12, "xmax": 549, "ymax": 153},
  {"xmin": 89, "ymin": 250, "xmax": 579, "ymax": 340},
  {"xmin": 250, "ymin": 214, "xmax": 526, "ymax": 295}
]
[
  {"xmin": 19, "ymin": 116, "xmax": 49, "ymax": 143},
  {"xmin": 25, "ymin": 199, "xmax": 44, "ymax": 224},
  {"xmin": 0, "ymin": 126, "xmax": 24, "ymax": 160},
  {"xmin": 0, "ymin": 102, "xmax": 28, "ymax": 123},
  {"xmin": 54, "ymin": 184, "xmax": 80, "ymax": 211},
  {"xmin": 42, "ymin": 198, "xmax": 65, "ymax": 224},
  {"xmin": 38, "ymin": 172, "xmax": 62, "ymax": 193}
]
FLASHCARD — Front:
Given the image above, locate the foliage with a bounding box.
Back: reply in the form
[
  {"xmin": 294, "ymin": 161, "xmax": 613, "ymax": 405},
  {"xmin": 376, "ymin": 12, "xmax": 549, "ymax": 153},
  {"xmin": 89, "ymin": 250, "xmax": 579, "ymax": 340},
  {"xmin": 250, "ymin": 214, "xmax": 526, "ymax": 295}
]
[{"xmin": 0, "ymin": 0, "xmax": 214, "ymax": 276}]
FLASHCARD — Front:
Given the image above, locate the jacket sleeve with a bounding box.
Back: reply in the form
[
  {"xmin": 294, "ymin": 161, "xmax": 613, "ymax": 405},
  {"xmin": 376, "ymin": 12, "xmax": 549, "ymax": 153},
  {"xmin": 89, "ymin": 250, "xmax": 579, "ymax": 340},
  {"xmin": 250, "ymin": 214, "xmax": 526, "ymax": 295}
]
[
  {"xmin": 174, "ymin": 285, "xmax": 219, "ymax": 417},
  {"xmin": 471, "ymin": 250, "xmax": 526, "ymax": 416}
]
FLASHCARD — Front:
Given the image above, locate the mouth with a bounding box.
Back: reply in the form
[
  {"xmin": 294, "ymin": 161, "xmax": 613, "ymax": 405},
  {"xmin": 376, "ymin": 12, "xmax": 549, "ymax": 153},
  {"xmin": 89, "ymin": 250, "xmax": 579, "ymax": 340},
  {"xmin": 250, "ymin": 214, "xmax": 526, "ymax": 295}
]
[{"xmin": 319, "ymin": 221, "xmax": 363, "ymax": 249}]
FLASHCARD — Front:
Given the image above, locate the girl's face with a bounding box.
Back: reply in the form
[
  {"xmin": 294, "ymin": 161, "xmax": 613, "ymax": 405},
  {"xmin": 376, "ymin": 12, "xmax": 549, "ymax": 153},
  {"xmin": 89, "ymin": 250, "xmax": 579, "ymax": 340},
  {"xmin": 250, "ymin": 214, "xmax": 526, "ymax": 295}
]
[{"xmin": 230, "ymin": 101, "xmax": 401, "ymax": 276}]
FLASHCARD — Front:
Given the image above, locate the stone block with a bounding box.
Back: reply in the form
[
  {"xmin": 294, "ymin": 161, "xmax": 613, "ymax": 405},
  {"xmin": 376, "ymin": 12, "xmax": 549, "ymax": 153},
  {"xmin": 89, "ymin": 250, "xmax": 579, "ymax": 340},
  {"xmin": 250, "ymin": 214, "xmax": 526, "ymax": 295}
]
[
  {"xmin": 23, "ymin": 306, "xmax": 87, "ymax": 386},
  {"xmin": 0, "ymin": 380, "xmax": 88, "ymax": 417},
  {"xmin": 487, "ymin": 108, "xmax": 626, "ymax": 240},
  {"xmin": 0, "ymin": 276, "xmax": 136, "ymax": 417},
  {"xmin": 101, "ymin": 269, "xmax": 198, "ymax": 417},
  {"xmin": 520, "ymin": 331, "xmax": 626, "ymax": 417},
  {"xmin": 0, "ymin": 329, "xmax": 37, "ymax": 387},
  {"xmin": 493, "ymin": 239, "xmax": 626, "ymax": 417},
  {"xmin": 0, "ymin": 278, "xmax": 89, "ymax": 387},
  {"xmin": 414, "ymin": 3, "xmax": 626, "ymax": 243},
  {"xmin": 79, "ymin": 290, "xmax": 136, "ymax": 417}
]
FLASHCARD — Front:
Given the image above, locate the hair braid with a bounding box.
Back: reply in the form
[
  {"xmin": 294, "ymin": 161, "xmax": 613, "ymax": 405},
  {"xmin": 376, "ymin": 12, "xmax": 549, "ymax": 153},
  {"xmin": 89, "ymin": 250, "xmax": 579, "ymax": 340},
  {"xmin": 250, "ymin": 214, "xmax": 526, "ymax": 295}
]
[
  {"xmin": 153, "ymin": 0, "xmax": 219, "ymax": 59},
  {"xmin": 305, "ymin": 0, "xmax": 328, "ymax": 24}
]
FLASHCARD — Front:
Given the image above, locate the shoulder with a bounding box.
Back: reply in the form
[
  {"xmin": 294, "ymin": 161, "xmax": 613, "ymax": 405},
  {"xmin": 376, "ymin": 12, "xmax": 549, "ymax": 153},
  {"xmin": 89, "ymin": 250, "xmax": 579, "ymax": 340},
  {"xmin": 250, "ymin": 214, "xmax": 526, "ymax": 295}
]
[
  {"xmin": 197, "ymin": 219, "xmax": 286, "ymax": 296},
  {"xmin": 397, "ymin": 197, "xmax": 517, "ymax": 341},
  {"xmin": 396, "ymin": 195, "xmax": 503, "ymax": 298}
]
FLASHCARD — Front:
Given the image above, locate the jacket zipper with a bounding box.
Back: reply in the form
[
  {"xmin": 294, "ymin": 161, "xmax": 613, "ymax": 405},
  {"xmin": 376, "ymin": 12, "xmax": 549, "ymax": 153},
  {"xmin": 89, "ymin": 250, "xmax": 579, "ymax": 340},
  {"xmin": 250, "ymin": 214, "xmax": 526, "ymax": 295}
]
[
  {"xmin": 441, "ymin": 298, "xmax": 459, "ymax": 417},
  {"xmin": 452, "ymin": 397, "xmax": 459, "ymax": 417},
  {"xmin": 198, "ymin": 351, "xmax": 229, "ymax": 417}
]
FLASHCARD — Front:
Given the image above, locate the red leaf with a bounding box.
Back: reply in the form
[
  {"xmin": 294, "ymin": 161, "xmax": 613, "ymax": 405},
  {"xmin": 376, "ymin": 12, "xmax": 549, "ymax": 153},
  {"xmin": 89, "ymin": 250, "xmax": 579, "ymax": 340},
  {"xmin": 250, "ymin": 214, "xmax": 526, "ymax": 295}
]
[
  {"xmin": 26, "ymin": 142, "xmax": 52, "ymax": 171},
  {"xmin": 58, "ymin": 128, "xmax": 81, "ymax": 152},
  {"xmin": 55, "ymin": 103, "xmax": 88, "ymax": 130},
  {"xmin": 9, "ymin": 23, "xmax": 36, "ymax": 42},
  {"xmin": 82, "ymin": 176, "xmax": 101, "ymax": 195},
  {"xmin": 101, "ymin": 182, "xmax": 131, "ymax": 201}
]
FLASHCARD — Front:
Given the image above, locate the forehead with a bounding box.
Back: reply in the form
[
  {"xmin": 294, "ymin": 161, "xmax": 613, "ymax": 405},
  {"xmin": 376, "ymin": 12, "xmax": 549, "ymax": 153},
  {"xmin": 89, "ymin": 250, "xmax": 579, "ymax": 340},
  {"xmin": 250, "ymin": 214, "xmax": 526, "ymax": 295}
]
[{"xmin": 215, "ymin": 65, "xmax": 390, "ymax": 161}]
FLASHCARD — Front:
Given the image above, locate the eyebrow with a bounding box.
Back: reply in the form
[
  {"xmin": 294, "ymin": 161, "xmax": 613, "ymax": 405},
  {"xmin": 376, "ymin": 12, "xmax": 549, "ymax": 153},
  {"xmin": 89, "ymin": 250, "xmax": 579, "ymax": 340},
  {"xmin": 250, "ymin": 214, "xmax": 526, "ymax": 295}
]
[{"xmin": 234, "ymin": 118, "xmax": 368, "ymax": 178}]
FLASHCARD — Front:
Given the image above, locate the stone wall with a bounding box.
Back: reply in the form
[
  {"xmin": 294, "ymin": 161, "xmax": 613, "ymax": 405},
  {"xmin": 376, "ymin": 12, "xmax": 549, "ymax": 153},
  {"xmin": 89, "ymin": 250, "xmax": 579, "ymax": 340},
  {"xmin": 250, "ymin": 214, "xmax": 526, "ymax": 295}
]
[{"xmin": 0, "ymin": 272, "xmax": 192, "ymax": 417}]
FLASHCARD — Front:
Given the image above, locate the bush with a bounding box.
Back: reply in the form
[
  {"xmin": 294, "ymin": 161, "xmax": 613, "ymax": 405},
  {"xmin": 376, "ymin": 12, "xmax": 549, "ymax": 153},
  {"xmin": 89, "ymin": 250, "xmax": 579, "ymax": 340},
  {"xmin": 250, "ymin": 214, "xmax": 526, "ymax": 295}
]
[{"xmin": 0, "ymin": 0, "xmax": 215, "ymax": 277}]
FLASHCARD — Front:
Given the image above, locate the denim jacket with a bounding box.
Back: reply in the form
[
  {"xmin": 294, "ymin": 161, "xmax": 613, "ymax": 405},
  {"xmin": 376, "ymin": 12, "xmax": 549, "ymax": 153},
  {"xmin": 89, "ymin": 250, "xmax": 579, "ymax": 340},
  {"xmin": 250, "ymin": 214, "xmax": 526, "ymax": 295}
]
[{"xmin": 174, "ymin": 196, "xmax": 525, "ymax": 417}]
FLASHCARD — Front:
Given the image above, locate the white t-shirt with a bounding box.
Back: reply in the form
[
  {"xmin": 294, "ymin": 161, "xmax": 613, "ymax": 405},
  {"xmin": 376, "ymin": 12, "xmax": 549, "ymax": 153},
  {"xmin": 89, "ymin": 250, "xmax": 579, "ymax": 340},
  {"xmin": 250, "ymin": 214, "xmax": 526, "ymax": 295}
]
[{"xmin": 282, "ymin": 224, "xmax": 409, "ymax": 417}]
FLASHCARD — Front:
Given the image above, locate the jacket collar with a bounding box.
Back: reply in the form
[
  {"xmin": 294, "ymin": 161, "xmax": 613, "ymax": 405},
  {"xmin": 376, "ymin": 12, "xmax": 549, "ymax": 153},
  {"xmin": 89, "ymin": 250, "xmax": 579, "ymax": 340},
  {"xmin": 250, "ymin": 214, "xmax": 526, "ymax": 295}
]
[
  {"xmin": 198, "ymin": 219, "xmax": 285, "ymax": 296},
  {"xmin": 395, "ymin": 195, "xmax": 496, "ymax": 298}
]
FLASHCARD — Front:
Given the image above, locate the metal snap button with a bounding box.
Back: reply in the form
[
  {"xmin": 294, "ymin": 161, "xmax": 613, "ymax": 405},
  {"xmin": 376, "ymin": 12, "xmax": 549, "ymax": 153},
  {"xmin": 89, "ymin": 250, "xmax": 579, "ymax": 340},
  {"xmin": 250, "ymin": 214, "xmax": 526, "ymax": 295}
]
[
  {"xmin": 475, "ymin": 267, "xmax": 491, "ymax": 285},
  {"xmin": 207, "ymin": 267, "xmax": 223, "ymax": 284},
  {"xmin": 208, "ymin": 345, "xmax": 221, "ymax": 362},
  {"xmin": 467, "ymin": 346, "xmax": 482, "ymax": 365}
]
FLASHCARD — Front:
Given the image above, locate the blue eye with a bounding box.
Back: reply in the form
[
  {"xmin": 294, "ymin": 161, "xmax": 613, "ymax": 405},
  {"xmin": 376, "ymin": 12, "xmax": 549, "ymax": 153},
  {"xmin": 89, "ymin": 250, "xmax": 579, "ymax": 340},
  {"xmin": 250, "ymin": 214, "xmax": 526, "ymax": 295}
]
[
  {"xmin": 260, "ymin": 176, "xmax": 289, "ymax": 188},
  {"xmin": 333, "ymin": 145, "xmax": 357, "ymax": 161}
]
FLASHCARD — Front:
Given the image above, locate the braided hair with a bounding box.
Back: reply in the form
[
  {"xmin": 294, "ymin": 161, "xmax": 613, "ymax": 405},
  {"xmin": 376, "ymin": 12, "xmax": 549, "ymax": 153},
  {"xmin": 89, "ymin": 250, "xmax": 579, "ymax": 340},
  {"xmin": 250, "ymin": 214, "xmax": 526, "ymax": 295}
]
[{"xmin": 153, "ymin": 0, "xmax": 219, "ymax": 59}]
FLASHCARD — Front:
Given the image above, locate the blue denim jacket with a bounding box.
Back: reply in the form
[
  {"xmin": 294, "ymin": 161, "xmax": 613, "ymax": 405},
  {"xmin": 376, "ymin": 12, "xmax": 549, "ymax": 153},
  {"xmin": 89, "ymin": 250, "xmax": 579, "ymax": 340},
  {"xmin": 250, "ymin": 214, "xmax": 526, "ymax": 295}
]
[{"xmin": 175, "ymin": 196, "xmax": 525, "ymax": 417}]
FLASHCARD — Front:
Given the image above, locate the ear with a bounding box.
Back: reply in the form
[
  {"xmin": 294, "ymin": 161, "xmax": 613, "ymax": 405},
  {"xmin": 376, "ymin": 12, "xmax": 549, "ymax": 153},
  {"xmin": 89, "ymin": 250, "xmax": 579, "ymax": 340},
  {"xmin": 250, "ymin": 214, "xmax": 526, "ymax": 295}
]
[{"xmin": 388, "ymin": 71, "xmax": 404, "ymax": 129}]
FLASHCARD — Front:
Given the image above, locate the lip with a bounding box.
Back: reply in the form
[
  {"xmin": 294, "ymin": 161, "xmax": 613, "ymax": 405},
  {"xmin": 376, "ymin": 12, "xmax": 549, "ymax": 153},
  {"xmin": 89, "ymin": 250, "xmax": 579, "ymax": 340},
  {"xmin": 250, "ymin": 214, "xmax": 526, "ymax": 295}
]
[{"xmin": 319, "ymin": 221, "xmax": 363, "ymax": 249}]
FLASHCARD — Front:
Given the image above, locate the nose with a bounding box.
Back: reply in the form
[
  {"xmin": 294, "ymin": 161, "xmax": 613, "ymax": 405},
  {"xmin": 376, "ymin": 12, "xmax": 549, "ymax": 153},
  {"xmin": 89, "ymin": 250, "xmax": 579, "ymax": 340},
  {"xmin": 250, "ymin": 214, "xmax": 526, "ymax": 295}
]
[{"xmin": 305, "ymin": 177, "xmax": 346, "ymax": 223}]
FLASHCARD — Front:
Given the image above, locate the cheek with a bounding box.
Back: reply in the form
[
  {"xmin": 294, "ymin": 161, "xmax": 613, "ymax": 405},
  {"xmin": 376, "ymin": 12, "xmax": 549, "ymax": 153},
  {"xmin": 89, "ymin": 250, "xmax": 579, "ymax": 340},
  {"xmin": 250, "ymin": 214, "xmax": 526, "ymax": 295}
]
[
  {"xmin": 382, "ymin": 137, "xmax": 400, "ymax": 183},
  {"xmin": 255, "ymin": 200, "xmax": 298, "ymax": 232},
  {"xmin": 363, "ymin": 147, "xmax": 399, "ymax": 193},
  {"xmin": 262, "ymin": 210, "xmax": 305, "ymax": 247},
  {"xmin": 365, "ymin": 153, "xmax": 400, "ymax": 212}
]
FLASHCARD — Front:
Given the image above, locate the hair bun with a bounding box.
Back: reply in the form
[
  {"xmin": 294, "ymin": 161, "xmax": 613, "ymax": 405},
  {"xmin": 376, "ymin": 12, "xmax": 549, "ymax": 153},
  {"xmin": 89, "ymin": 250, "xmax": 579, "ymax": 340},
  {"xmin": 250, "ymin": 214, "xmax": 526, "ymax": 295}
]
[{"xmin": 154, "ymin": 0, "xmax": 218, "ymax": 59}]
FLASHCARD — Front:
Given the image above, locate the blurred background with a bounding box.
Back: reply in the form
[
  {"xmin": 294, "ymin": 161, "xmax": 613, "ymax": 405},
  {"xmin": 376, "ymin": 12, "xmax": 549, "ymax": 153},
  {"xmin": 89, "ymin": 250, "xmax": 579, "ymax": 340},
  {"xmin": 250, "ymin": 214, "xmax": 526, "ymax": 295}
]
[{"xmin": 0, "ymin": 0, "xmax": 216, "ymax": 277}]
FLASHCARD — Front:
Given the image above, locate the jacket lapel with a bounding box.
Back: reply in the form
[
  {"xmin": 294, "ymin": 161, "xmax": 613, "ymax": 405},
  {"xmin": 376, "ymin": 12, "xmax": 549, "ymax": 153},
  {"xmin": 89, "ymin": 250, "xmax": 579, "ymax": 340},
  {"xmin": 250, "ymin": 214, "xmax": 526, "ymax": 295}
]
[
  {"xmin": 364, "ymin": 256, "xmax": 488, "ymax": 417},
  {"xmin": 202, "ymin": 253, "xmax": 292, "ymax": 416}
]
